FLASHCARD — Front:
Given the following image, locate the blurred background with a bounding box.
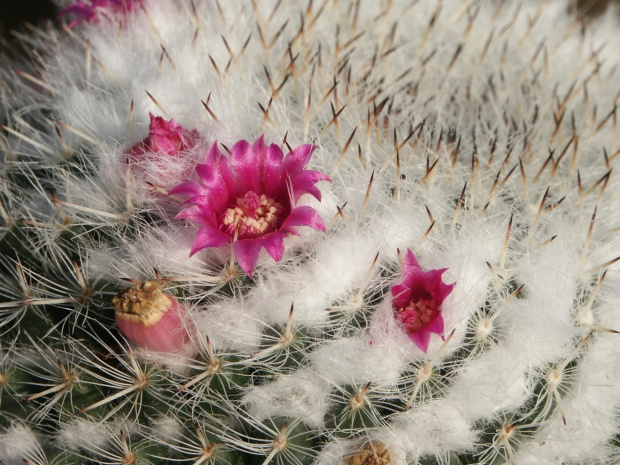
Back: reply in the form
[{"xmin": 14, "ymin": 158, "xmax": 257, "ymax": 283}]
[
  {"xmin": 0, "ymin": 0, "xmax": 57, "ymax": 41},
  {"xmin": 0, "ymin": 0, "xmax": 617, "ymax": 49}
]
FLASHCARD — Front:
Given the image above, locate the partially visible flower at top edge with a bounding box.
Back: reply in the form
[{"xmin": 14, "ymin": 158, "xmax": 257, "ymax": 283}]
[
  {"xmin": 391, "ymin": 249, "xmax": 455, "ymax": 353},
  {"xmin": 59, "ymin": 0, "xmax": 144, "ymax": 29},
  {"xmin": 127, "ymin": 113, "xmax": 200, "ymax": 161},
  {"xmin": 169, "ymin": 136, "xmax": 331, "ymax": 277}
]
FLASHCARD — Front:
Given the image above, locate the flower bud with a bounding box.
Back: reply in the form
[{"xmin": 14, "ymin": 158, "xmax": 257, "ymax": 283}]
[
  {"xmin": 127, "ymin": 113, "xmax": 199, "ymax": 160},
  {"xmin": 113, "ymin": 281, "xmax": 190, "ymax": 353}
]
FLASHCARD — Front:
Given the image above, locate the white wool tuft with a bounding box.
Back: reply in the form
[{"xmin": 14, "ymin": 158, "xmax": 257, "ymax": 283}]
[
  {"xmin": 390, "ymin": 400, "xmax": 477, "ymax": 460},
  {"xmin": 0, "ymin": 424, "xmax": 40, "ymax": 465},
  {"xmin": 242, "ymin": 369, "xmax": 331, "ymax": 428}
]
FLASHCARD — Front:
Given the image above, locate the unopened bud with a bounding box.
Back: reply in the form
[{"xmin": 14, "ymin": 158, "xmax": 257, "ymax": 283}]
[{"xmin": 113, "ymin": 280, "xmax": 190, "ymax": 353}]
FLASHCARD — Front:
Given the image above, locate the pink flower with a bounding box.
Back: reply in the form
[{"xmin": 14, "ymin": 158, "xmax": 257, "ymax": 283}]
[
  {"xmin": 128, "ymin": 113, "xmax": 199, "ymax": 160},
  {"xmin": 170, "ymin": 136, "xmax": 331, "ymax": 277},
  {"xmin": 391, "ymin": 250, "xmax": 455, "ymax": 353},
  {"xmin": 59, "ymin": 0, "xmax": 143, "ymax": 28},
  {"xmin": 113, "ymin": 281, "xmax": 191, "ymax": 353}
]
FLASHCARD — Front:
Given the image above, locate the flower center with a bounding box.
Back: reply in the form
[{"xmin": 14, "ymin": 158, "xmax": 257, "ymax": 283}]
[
  {"xmin": 395, "ymin": 297, "xmax": 439, "ymax": 333},
  {"xmin": 220, "ymin": 191, "xmax": 286, "ymax": 239}
]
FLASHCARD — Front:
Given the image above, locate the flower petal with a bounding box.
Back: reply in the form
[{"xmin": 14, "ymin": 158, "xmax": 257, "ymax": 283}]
[
  {"xmin": 190, "ymin": 226, "xmax": 231, "ymax": 256},
  {"xmin": 230, "ymin": 139, "xmax": 260, "ymax": 194},
  {"xmin": 169, "ymin": 181, "xmax": 203, "ymax": 197},
  {"xmin": 234, "ymin": 239, "xmax": 263, "ymax": 278},
  {"xmin": 290, "ymin": 170, "xmax": 331, "ymax": 201},
  {"xmin": 425, "ymin": 268, "xmax": 455, "ymax": 304},
  {"xmin": 390, "ymin": 283, "xmax": 412, "ymax": 310},
  {"xmin": 175, "ymin": 204, "xmax": 218, "ymax": 227},
  {"xmin": 408, "ymin": 328, "xmax": 432, "ymax": 353},
  {"xmin": 426, "ymin": 313, "xmax": 444, "ymax": 335},
  {"xmin": 283, "ymin": 144, "xmax": 316, "ymax": 175},
  {"xmin": 195, "ymin": 164, "xmax": 232, "ymax": 212},
  {"xmin": 204, "ymin": 143, "xmax": 236, "ymax": 195},
  {"xmin": 402, "ymin": 249, "xmax": 423, "ymax": 277},
  {"xmin": 258, "ymin": 232, "xmax": 285, "ymax": 263},
  {"xmin": 261, "ymin": 142, "xmax": 284, "ymax": 198},
  {"xmin": 281, "ymin": 206, "xmax": 325, "ymax": 233}
]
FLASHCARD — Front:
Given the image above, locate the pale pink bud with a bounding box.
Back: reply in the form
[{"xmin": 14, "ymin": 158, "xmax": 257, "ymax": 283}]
[{"xmin": 113, "ymin": 281, "xmax": 190, "ymax": 353}]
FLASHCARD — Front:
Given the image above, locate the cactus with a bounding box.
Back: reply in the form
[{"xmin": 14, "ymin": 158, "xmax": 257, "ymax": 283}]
[{"xmin": 1, "ymin": 1, "xmax": 619, "ymax": 464}]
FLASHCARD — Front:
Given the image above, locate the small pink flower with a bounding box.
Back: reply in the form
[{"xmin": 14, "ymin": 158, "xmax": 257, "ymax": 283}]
[
  {"xmin": 391, "ymin": 250, "xmax": 455, "ymax": 353},
  {"xmin": 59, "ymin": 0, "xmax": 143, "ymax": 28},
  {"xmin": 170, "ymin": 136, "xmax": 331, "ymax": 277},
  {"xmin": 113, "ymin": 281, "xmax": 190, "ymax": 353},
  {"xmin": 128, "ymin": 113, "xmax": 199, "ymax": 160}
]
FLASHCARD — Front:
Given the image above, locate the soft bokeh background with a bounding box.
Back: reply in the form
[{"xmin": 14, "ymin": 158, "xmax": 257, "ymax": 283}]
[{"xmin": 0, "ymin": 0, "xmax": 56, "ymax": 42}]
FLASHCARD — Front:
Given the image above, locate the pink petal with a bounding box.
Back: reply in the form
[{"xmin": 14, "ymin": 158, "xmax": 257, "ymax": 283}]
[
  {"xmin": 402, "ymin": 249, "xmax": 423, "ymax": 277},
  {"xmin": 437, "ymin": 281, "xmax": 456, "ymax": 304},
  {"xmin": 281, "ymin": 206, "xmax": 325, "ymax": 233},
  {"xmin": 234, "ymin": 239, "xmax": 263, "ymax": 277},
  {"xmin": 169, "ymin": 181, "xmax": 203, "ymax": 197},
  {"xmin": 59, "ymin": 3, "xmax": 94, "ymax": 19},
  {"xmin": 190, "ymin": 226, "xmax": 231, "ymax": 256},
  {"xmin": 204, "ymin": 143, "xmax": 236, "ymax": 194},
  {"xmin": 425, "ymin": 268, "xmax": 455, "ymax": 304},
  {"xmin": 175, "ymin": 204, "xmax": 217, "ymax": 226},
  {"xmin": 260, "ymin": 142, "xmax": 284, "ymax": 198},
  {"xmin": 149, "ymin": 113, "xmax": 180, "ymax": 135},
  {"xmin": 390, "ymin": 283, "xmax": 412, "ymax": 310},
  {"xmin": 126, "ymin": 140, "xmax": 147, "ymax": 160},
  {"xmin": 258, "ymin": 232, "xmax": 285, "ymax": 262},
  {"xmin": 290, "ymin": 170, "xmax": 331, "ymax": 201},
  {"xmin": 408, "ymin": 328, "xmax": 432, "ymax": 353},
  {"xmin": 230, "ymin": 139, "xmax": 260, "ymax": 194},
  {"xmin": 67, "ymin": 18, "xmax": 83, "ymax": 28},
  {"xmin": 426, "ymin": 313, "xmax": 444, "ymax": 335},
  {"xmin": 151, "ymin": 135, "xmax": 181, "ymax": 155},
  {"xmin": 283, "ymin": 144, "xmax": 316, "ymax": 175},
  {"xmin": 195, "ymin": 163, "xmax": 233, "ymax": 212}
]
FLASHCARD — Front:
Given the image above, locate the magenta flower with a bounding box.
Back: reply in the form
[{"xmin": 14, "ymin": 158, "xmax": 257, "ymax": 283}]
[
  {"xmin": 170, "ymin": 136, "xmax": 330, "ymax": 277},
  {"xmin": 391, "ymin": 249, "xmax": 455, "ymax": 353},
  {"xmin": 127, "ymin": 113, "xmax": 199, "ymax": 160},
  {"xmin": 59, "ymin": 0, "xmax": 143, "ymax": 28}
]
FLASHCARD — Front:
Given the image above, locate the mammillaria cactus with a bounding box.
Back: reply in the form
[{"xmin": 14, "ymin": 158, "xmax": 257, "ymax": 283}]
[{"xmin": 1, "ymin": 0, "xmax": 619, "ymax": 464}]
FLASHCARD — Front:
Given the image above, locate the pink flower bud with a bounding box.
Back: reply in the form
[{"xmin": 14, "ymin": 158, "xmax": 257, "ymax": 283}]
[
  {"xmin": 113, "ymin": 281, "xmax": 190, "ymax": 353},
  {"xmin": 128, "ymin": 113, "xmax": 199, "ymax": 160}
]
